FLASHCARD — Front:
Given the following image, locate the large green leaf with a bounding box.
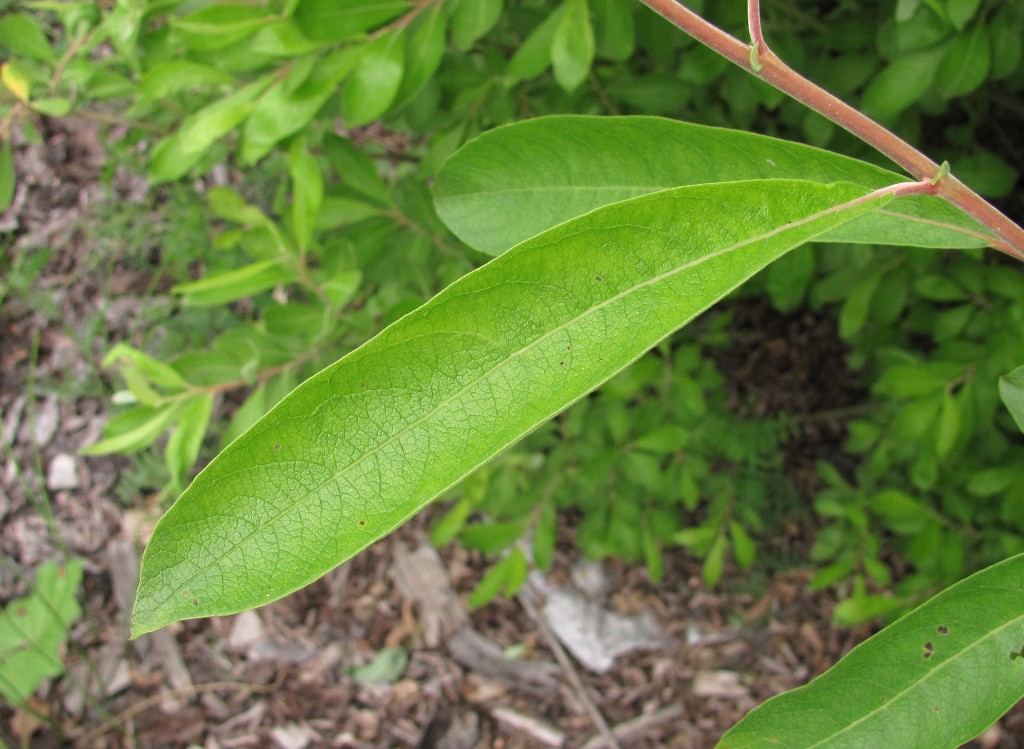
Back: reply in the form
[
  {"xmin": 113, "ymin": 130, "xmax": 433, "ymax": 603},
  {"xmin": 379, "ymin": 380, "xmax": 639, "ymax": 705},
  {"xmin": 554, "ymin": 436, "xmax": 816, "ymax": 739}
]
[
  {"xmin": 432, "ymin": 115, "xmax": 992, "ymax": 255},
  {"xmin": 132, "ymin": 179, "xmax": 891, "ymax": 636},
  {"xmin": 718, "ymin": 552, "xmax": 1024, "ymax": 748}
]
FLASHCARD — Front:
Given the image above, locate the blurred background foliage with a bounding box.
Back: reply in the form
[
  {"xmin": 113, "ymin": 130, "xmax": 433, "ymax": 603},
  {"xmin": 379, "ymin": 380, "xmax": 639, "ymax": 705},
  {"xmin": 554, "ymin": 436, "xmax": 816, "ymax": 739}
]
[{"xmin": 2, "ymin": 0, "xmax": 1023, "ymax": 624}]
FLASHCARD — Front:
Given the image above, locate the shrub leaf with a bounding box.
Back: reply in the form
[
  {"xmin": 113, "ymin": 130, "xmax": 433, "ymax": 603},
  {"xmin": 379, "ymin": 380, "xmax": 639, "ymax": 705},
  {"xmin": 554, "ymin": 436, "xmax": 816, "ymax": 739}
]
[
  {"xmin": 132, "ymin": 179, "xmax": 890, "ymax": 636},
  {"xmin": 718, "ymin": 553, "xmax": 1024, "ymax": 748},
  {"xmin": 433, "ymin": 115, "xmax": 992, "ymax": 255}
]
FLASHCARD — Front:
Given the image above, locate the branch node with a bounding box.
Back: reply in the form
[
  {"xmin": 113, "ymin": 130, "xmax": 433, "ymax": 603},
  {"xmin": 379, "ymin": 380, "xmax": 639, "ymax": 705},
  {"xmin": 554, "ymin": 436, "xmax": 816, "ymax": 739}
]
[{"xmin": 749, "ymin": 43, "xmax": 763, "ymax": 73}]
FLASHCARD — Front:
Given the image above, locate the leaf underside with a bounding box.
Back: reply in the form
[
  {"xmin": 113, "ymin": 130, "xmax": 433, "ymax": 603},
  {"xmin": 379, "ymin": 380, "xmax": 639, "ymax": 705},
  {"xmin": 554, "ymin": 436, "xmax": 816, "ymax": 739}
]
[
  {"xmin": 132, "ymin": 179, "xmax": 889, "ymax": 636},
  {"xmin": 718, "ymin": 552, "xmax": 1024, "ymax": 749},
  {"xmin": 433, "ymin": 115, "xmax": 992, "ymax": 256}
]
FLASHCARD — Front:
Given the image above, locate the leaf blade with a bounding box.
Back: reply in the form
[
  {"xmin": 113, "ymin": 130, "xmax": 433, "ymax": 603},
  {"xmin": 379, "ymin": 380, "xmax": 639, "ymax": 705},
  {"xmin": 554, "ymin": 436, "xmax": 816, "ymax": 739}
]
[
  {"xmin": 433, "ymin": 115, "xmax": 990, "ymax": 255},
  {"xmin": 718, "ymin": 553, "xmax": 1024, "ymax": 748},
  {"xmin": 551, "ymin": 0, "xmax": 595, "ymax": 92},
  {"xmin": 451, "ymin": 0, "xmax": 503, "ymax": 52},
  {"xmin": 342, "ymin": 28, "xmax": 406, "ymax": 127},
  {"xmin": 131, "ymin": 179, "xmax": 890, "ymax": 637}
]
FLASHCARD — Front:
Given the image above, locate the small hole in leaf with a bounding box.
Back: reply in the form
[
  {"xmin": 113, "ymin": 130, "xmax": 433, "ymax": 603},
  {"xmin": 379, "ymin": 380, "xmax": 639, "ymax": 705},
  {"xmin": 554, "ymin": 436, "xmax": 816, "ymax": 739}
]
[
  {"xmin": 273, "ymin": 444, "xmax": 281, "ymax": 451},
  {"xmin": 937, "ymin": 625, "xmax": 949, "ymax": 635},
  {"xmin": 358, "ymin": 519, "xmax": 366, "ymax": 526},
  {"xmin": 923, "ymin": 641, "xmax": 934, "ymax": 658}
]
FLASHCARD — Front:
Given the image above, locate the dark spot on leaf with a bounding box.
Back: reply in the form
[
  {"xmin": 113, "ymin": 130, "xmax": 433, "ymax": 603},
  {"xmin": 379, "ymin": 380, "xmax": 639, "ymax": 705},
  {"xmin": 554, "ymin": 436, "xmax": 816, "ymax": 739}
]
[
  {"xmin": 880, "ymin": 697, "xmax": 887, "ymax": 703},
  {"xmin": 923, "ymin": 641, "xmax": 934, "ymax": 658},
  {"xmin": 360, "ymin": 382, "xmax": 367, "ymax": 389},
  {"xmin": 933, "ymin": 707, "xmax": 940, "ymax": 713},
  {"xmin": 559, "ymin": 361, "xmax": 565, "ymax": 366},
  {"xmin": 17, "ymin": 607, "xmax": 26, "ymax": 617},
  {"xmin": 358, "ymin": 519, "xmax": 366, "ymax": 526},
  {"xmin": 937, "ymin": 625, "xmax": 949, "ymax": 635},
  {"xmin": 192, "ymin": 598, "xmax": 200, "ymax": 606},
  {"xmin": 595, "ymin": 275, "xmax": 603, "ymax": 282},
  {"xmin": 273, "ymin": 444, "xmax": 281, "ymax": 451},
  {"xmin": 1009, "ymin": 646, "xmax": 1024, "ymax": 661}
]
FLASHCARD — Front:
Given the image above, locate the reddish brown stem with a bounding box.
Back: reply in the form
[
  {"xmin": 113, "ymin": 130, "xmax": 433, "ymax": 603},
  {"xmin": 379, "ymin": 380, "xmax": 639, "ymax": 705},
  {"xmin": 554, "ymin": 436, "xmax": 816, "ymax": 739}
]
[
  {"xmin": 748, "ymin": 0, "xmax": 767, "ymax": 53},
  {"xmin": 637, "ymin": 0, "xmax": 1024, "ymax": 262}
]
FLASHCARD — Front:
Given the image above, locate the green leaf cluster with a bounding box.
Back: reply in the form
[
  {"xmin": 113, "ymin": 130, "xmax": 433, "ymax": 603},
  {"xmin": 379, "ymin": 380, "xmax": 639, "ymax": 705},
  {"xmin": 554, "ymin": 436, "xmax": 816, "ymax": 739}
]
[{"xmin": 801, "ymin": 246, "xmax": 1024, "ymax": 622}]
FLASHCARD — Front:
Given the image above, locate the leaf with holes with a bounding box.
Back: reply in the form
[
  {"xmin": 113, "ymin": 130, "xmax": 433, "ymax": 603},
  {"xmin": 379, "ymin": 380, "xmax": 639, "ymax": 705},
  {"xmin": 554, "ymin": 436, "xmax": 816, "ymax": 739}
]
[{"xmin": 718, "ymin": 552, "xmax": 1024, "ymax": 748}]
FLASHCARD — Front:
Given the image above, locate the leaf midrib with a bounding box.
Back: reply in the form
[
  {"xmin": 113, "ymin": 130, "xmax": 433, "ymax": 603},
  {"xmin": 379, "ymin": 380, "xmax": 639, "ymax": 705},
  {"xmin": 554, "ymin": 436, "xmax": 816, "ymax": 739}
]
[
  {"xmin": 442, "ymin": 189, "xmax": 988, "ymax": 247},
  {"xmin": 438, "ymin": 184, "xmax": 668, "ymax": 200}
]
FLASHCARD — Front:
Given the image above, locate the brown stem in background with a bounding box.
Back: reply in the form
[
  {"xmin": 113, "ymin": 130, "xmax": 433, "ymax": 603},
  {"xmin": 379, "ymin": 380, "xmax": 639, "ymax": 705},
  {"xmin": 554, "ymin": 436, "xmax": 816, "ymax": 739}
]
[{"xmin": 636, "ymin": 0, "xmax": 1024, "ymax": 262}]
